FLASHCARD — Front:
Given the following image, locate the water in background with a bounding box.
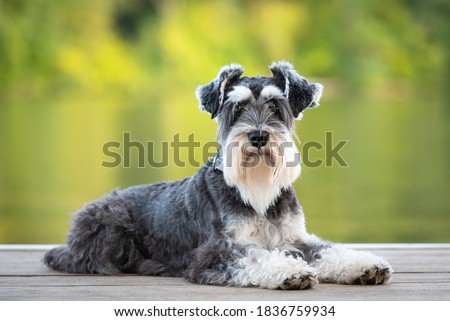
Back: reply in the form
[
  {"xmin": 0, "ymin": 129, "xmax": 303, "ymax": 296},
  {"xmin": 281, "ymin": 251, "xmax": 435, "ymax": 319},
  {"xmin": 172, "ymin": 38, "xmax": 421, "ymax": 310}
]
[
  {"xmin": 0, "ymin": 0, "xmax": 449, "ymax": 243},
  {"xmin": 1, "ymin": 88, "xmax": 449, "ymax": 244}
]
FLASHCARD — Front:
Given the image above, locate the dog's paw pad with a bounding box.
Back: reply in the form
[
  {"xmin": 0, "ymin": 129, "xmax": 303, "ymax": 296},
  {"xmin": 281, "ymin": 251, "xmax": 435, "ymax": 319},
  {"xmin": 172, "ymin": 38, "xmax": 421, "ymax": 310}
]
[
  {"xmin": 280, "ymin": 272, "xmax": 318, "ymax": 290},
  {"xmin": 352, "ymin": 266, "xmax": 393, "ymax": 285}
]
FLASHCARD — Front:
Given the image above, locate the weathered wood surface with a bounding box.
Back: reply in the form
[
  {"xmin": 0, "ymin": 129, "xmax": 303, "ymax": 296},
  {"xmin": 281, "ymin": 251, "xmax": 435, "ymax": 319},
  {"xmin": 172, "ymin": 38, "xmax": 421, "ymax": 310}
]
[{"xmin": 1, "ymin": 244, "xmax": 449, "ymax": 301}]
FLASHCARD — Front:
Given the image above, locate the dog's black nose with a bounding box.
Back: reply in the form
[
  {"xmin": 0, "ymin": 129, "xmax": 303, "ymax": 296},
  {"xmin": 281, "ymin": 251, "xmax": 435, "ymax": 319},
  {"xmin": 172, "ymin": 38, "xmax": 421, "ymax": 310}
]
[{"xmin": 248, "ymin": 130, "xmax": 270, "ymax": 148}]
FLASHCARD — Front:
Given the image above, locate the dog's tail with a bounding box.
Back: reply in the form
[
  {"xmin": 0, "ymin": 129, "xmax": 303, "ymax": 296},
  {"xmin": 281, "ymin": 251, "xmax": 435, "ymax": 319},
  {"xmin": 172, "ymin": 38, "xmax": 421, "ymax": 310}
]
[
  {"xmin": 44, "ymin": 245, "xmax": 84, "ymax": 273},
  {"xmin": 44, "ymin": 245, "xmax": 120, "ymax": 274},
  {"xmin": 44, "ymin": 246, "xmax": 72, "ymax": 272}
]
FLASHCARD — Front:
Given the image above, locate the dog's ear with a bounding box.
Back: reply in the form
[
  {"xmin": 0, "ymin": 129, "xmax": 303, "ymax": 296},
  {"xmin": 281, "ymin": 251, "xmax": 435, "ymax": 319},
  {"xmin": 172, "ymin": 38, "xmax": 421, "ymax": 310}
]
[
  {"xmin": 269, "ymin": 61, "xmax": 323, "ymax": 119},
  {"xmin": 196, "ymin": 64, "xmax": 244, "ymax": 119}
]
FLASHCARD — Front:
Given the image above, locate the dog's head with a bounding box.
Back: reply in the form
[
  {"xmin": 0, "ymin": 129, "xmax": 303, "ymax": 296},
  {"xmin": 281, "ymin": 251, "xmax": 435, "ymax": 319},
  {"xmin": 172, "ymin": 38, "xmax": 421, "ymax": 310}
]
[{"xmin": 196, "ymin": 61, "xmax": 323, "ymax": 214}]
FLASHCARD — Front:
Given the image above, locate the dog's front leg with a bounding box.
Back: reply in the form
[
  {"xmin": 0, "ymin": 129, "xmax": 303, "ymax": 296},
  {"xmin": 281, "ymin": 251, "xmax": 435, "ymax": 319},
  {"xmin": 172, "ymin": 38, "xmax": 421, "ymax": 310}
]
[
  {"xmin": 230, "ymin": 247, "xmax": 318, "ymax": 290},
  {"xmin": 185, "ymin": 238, "xmax": 317, "ymax": 290},
  {"xmin": 311, "ymin": 245, "xmax": 393, "ymax": 285}
]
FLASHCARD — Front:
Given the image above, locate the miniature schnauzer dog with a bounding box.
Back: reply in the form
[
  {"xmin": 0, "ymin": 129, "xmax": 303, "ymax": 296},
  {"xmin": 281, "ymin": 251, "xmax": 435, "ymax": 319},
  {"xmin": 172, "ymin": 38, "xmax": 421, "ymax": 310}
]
[{"xmin": 44, "ymin": 62, "xmax": 392, "ymax": 289}]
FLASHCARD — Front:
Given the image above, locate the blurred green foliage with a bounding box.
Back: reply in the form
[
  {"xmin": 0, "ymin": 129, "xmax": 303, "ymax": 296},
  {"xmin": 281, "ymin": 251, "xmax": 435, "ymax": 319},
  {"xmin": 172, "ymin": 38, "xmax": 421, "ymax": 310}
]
[{"xmin": 0, "ymin": 0, "xmax": 449, "ymax": 243}]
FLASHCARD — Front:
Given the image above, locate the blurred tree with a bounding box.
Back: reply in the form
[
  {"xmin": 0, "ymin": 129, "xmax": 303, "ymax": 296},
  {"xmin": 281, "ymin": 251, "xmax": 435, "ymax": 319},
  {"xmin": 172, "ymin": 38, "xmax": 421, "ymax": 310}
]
[
  {"xmin": 113, "ymin": 0, "xmax": 158, "ymax": 41},
  {"xmin": 0, "ymin": 0, "xmax": 449, "ymax": 243}
]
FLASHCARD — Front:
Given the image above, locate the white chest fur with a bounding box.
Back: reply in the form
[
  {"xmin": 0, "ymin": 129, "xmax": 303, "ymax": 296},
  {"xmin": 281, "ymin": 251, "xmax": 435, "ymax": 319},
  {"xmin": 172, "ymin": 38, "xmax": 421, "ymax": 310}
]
[{"xmin": 224, "ymin": 212, "xmax": 307, "ymax": 250}]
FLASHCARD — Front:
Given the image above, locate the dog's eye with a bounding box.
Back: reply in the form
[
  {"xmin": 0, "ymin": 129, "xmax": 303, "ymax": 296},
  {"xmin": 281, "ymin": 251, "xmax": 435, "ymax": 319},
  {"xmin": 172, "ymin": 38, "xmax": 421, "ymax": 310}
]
[
  {"xmin": 268, "ymin": 100, "xmax": 283, "ymax": 119},
  {"xmin": 234, "ymin": 102, "xmax": 244, "ymax": 112},
  {"xmin": 268, "ymin": 100, "xmax": 277, "ymax": 111}
]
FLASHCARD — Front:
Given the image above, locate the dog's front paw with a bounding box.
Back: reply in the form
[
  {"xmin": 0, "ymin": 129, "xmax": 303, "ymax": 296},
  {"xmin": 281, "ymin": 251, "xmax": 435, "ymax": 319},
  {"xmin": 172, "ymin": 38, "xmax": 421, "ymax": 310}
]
[
  {"xmin": 313, "ymin": 246, "xmax": 393, "ymax": 285},
  {"xmin": 352, "ymin": 265, "xmax": 392, "ymax": 285},
  {"xmin": 280, "ymin": 271, "xmax": 318, "ymax": 290}
]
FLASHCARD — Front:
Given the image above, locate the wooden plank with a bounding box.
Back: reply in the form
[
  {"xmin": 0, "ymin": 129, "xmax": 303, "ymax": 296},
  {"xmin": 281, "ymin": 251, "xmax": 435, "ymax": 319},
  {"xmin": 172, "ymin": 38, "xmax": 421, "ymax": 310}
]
[
  {"xmin": 347, "ymin": 243, "xmax": 450, "ymax": 249},
  {"xmin": 3, "ymin": 272, "xmax": 448, "ymax": 287},
  {"xmin": 1, "ymin": 245, "xmax": 449, "ymax": 300},
  {"xmin": 355, "ymin": 249, "xmax": 450, "ymax": 273},
  {"xmin": 2, "ymin": 280, "xmax": 450, "ymax": 301},
  {"xmin": 0, "ymin": 250, "xmax": 53, "ymax": 276}
]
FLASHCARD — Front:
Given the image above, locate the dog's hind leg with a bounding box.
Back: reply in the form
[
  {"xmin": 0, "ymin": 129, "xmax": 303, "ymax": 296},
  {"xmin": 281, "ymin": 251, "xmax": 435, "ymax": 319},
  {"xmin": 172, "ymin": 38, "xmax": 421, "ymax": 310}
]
[
  {"xmin": 44, "ymin": 190, "xmax": 143, "ymax": 274},
  {"xmin": 137, "ymin": 259, "xmax": 176, "ymax": 277}
]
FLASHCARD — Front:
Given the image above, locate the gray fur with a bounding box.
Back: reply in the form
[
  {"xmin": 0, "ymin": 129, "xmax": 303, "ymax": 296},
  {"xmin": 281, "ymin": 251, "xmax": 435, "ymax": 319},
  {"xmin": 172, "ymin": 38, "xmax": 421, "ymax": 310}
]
[{"xmin": 45, "ymin": 164, "xmax": 311, "ymax": 278}]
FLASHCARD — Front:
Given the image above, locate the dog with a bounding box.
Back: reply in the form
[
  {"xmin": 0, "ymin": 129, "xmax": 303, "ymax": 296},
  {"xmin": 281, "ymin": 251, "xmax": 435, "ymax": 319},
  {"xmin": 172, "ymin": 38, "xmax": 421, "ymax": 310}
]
[{"xmin": 44, "ymin": 61, "xmax": 392, "ymax": 289}]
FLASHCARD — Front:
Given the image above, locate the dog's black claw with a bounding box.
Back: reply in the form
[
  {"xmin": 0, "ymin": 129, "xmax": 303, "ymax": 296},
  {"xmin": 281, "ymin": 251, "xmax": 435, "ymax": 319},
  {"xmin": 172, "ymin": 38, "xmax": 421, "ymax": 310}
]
[
  {"xmin": 280, "ymin": 273, "xmax": 318, "ymax": 290},
  {"xmin": 353, "ymin": 266, "xmax": 393, "ymax": 285}
]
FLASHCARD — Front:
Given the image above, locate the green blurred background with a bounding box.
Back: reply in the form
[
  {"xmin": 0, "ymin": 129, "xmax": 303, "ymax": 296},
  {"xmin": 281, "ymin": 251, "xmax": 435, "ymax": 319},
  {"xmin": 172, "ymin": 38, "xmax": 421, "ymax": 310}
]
[{"xmin": 0, "ymin": 0, "xmax": 449, "ymax": 244}]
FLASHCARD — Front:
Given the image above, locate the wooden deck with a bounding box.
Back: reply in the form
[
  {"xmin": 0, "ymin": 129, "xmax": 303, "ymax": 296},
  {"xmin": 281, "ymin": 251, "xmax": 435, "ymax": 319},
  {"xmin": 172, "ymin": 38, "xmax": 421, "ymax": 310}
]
[{"xmin": 1, "ymin": 244, "xmax": 449, "ymax": 301}]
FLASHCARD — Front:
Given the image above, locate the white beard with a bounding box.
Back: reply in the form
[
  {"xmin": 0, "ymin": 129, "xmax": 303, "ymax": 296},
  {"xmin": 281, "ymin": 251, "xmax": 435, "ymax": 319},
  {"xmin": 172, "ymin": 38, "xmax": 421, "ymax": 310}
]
[{"xmin": 222, "ymin": 128, "xmax": 301, "ymax": 215}]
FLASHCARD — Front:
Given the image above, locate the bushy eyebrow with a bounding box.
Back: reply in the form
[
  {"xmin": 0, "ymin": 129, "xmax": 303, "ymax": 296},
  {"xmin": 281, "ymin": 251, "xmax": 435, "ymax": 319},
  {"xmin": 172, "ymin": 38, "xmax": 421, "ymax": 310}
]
[
  {"xmin": 226, "ymin": 86, "xmax": 255, "ymax": 104},
  {"xmin": 260, "ymin": 85, "xmax": 285, "ymax": 101}
]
